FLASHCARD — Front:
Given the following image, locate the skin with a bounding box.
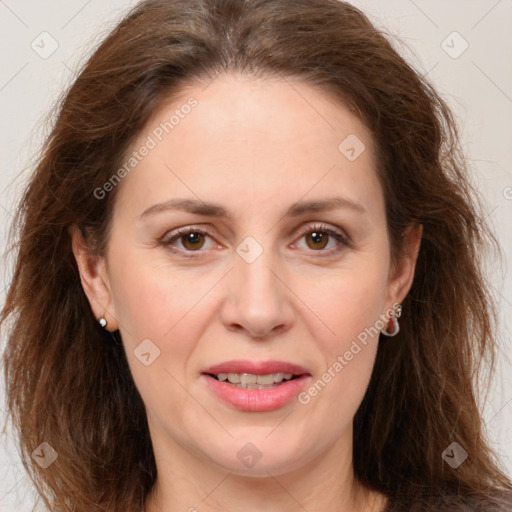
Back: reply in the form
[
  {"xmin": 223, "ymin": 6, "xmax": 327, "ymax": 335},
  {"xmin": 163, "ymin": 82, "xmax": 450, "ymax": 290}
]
[{"xmin": 71, "ymin": 73, "xmax": 422, "ymax": 512}]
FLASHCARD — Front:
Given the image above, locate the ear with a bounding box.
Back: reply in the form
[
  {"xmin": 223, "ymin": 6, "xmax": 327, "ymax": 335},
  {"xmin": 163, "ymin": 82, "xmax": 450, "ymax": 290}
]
[
  {"xmin": 69, "ymin": 224, "xmax": 119, "ymax": 331},
  {"xmin": 384, "ymin": 223, "xmax": 423, "ymax": 311}
]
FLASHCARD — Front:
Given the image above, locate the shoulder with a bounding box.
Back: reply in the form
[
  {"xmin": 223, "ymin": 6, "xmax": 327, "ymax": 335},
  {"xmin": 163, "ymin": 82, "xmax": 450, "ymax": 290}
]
[{"xmin": 384, "ymin": 486, "xmax": 512, "ymax": 512}]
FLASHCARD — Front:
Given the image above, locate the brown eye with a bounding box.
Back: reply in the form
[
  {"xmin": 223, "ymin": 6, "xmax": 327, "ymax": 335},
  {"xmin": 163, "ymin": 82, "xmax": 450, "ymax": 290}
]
[
  {"xmin": 160, "ymin": 227, "xmax": 215, "ymax": 256},
  {"xmin": 294, "ymin": 223, "xmax": 349, "ymax": 255},
  {"xmin": 305, "ymin": 229, "xmax": 329, "ymax": 250},
  {"xmin": 180, "ymin": 231, "xmax": 206, "ymax": 251}
]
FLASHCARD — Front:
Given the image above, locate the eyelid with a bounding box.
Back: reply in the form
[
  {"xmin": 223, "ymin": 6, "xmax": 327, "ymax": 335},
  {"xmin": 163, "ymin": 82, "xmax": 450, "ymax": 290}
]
[
  {"xmin": 159, "ymin": 225, "xmax": 219, "ymax": 249},
  {"xmin": 294, "ymin": 223, "xmax": 349, "ymax": 243},
  {"xmin": 159, "ymin": 222, "xmax": 350, "ymax": 257},
  {"xmin": 291, "ymin": 223, "xmax": 351, "ymax": 253}
]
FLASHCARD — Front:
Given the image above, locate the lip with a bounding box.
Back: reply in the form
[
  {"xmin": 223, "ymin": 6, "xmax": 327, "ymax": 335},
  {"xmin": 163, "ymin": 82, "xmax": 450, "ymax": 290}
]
[
  {"xmin": 201, "ymin": 359, "xmax": 312, "ymax": 412},
  {"xmin": 202, "ymin": 359, "xmax": 310, "ymax": 376},
  {"xmin": 201, "ymin": 373, "xmax": 312, "ymax": 412}
]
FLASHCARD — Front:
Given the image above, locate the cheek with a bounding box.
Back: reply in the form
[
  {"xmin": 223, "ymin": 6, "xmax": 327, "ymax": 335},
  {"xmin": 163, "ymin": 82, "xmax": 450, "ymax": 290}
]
[
  {"xmin": 293, "ymin": 259, "xmax": 388, "ymax": 409},
  {"xmin": 297, "ymin": 285, "xmax": 384, "ymax": 430},
  {"xmin": 109, "ymin": 255, "xmax": 205, "ymax": 418},
  {"xmin": 296, "ymin": 260, "xmax": 389, "ymax": 350},
  {"xmin": 108, "ymin": 245, "xmax": 202, "ymax": 340}
]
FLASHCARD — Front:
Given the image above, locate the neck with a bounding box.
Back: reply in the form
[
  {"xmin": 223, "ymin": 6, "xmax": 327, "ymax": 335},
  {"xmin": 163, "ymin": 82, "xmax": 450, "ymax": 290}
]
[{"xmin": 144, "ymin": 429, "xmax": 386, "ymax": 512}]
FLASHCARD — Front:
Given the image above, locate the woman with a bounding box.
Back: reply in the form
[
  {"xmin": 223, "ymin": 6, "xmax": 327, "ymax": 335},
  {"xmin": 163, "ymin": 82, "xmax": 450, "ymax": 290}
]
[{"xmin": 2, "ymin": 0, "xmax": 511, "ymax": 510}]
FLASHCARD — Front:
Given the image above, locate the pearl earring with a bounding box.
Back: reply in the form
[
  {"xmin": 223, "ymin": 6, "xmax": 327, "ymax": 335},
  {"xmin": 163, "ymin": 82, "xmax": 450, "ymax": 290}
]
[{"xmin": 98, "ymin": 316, "xmax": 108, "ymax": 329}]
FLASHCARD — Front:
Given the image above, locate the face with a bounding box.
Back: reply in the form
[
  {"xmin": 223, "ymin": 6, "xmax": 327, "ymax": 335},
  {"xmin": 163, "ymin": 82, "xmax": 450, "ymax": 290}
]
[{"xmin": 73, "ymin": 73, "xmax": 421, "ymax": 478}]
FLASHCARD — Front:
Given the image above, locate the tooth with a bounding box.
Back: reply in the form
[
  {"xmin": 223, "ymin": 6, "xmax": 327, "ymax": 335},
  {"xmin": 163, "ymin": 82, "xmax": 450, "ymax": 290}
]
[
  {"xmin": 216, "ymin": 372, "xmax": 298, "ymax": 386},
  {"xmin": 256, "ymin": 374, "xmax": 275, "ymax": 385},
  {"xmin": 240, "ymin": 373, "xmax": 257, "ymax": 386},
  {"xmin": 235, "ymin": 383, "xmax": 276, "ymax": 389}
]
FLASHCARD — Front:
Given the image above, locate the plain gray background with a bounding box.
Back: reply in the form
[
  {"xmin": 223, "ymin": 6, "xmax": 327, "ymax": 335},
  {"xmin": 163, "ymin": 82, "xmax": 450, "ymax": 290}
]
[{"xmin": 1, "ymin": 1, "xmax": 511, "ymax": 510}]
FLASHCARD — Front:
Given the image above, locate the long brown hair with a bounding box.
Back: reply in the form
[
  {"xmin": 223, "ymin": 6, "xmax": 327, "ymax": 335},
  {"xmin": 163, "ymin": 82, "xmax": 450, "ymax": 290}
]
[{"xmin": 2, "ymin": 0, "xmax": 511, "ymax": 510}]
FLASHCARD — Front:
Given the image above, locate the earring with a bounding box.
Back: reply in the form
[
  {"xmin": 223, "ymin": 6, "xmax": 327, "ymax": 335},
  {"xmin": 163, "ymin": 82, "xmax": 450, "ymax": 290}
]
[
  {"xmin": 98, "ymin": 315, "xmax": 108, "ymax": 329},
  {"xmin": 381, "ymin": 304, "xmax": 402, "ymax": 337}
]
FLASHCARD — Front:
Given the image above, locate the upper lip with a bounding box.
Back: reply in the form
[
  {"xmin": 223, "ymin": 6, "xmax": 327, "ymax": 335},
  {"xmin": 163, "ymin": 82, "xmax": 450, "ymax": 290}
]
[{"xmin": 202, "ymin": 359, "xmax": 310, "ymax": 375}]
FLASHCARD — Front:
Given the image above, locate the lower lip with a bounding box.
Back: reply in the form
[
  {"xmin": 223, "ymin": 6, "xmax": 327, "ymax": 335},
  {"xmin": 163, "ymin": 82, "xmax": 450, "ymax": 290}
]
[{"xmin": 201, "ymin": 374, "xmax": 311, "ymax": 412}]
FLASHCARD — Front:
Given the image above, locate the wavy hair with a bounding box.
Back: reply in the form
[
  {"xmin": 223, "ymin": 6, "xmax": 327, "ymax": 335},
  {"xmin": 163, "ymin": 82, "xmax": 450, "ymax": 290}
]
[{"xmin": 2, "ymin": 0, "xmax": 511, "ymax": 510}]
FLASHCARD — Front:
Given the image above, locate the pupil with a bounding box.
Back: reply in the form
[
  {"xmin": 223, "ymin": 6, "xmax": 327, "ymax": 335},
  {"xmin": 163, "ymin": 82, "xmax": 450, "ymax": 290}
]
[
  {"xmin": 183, "ymin": 232, "xmax": 203, "ymax": 249},
  {"xmin": 309, "ymin": 231, "xmax": 327, "ymax": 249}
]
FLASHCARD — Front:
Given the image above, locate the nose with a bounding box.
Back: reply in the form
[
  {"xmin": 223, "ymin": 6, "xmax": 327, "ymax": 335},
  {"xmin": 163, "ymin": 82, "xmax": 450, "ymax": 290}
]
[{"xmin": 220, "ymin": 249, "xmax": 295, "ymax": 339}]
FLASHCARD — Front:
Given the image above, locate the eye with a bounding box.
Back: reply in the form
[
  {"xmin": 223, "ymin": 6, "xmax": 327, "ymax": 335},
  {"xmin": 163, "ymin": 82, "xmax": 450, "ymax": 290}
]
[
  {"xmin": 159, "ymin": 223, "xmax": 349, "ymax": 258},
  {"xmin": 160, "ymin": 226, "xmax": 216, "ymax": 256},
  {"xmin": 293, "ymin": 223, "xmax": 349, "ymax": 254}
]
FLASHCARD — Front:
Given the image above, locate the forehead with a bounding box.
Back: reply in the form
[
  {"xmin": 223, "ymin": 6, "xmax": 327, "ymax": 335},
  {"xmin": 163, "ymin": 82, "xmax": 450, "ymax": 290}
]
[{"xmin": 113, "ymin": 73, "xmax": 383, "ymax": 223}]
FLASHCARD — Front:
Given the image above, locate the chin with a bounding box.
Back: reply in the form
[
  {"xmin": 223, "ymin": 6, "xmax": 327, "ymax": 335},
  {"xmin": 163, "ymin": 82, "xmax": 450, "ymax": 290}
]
[{"xmin": 202, "ymin": 438, "xmax": 309, "ymax": 477}]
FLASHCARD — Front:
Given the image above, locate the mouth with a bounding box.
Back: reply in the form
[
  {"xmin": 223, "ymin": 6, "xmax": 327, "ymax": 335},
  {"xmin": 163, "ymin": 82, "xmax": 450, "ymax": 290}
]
[
  {"xmin": 205, "ymin": 372, "xmax": 302, "ymax": 389},
  {"xmin": 200, "ymin": 360, "xmax": 312, "ymax": 411}
]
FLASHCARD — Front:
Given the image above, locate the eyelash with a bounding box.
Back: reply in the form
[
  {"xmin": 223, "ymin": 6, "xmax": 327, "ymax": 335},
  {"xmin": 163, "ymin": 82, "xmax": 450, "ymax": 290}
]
[{"xmin": 159, "ymin": 223, "xmax": 350, "ymax": 258}]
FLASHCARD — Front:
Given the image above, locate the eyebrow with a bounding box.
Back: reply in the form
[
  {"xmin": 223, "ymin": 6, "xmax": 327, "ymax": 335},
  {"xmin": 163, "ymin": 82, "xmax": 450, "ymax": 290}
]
[{"xmin": 139, "ymin": 196, "xmax": 366, "ymax": 220}]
